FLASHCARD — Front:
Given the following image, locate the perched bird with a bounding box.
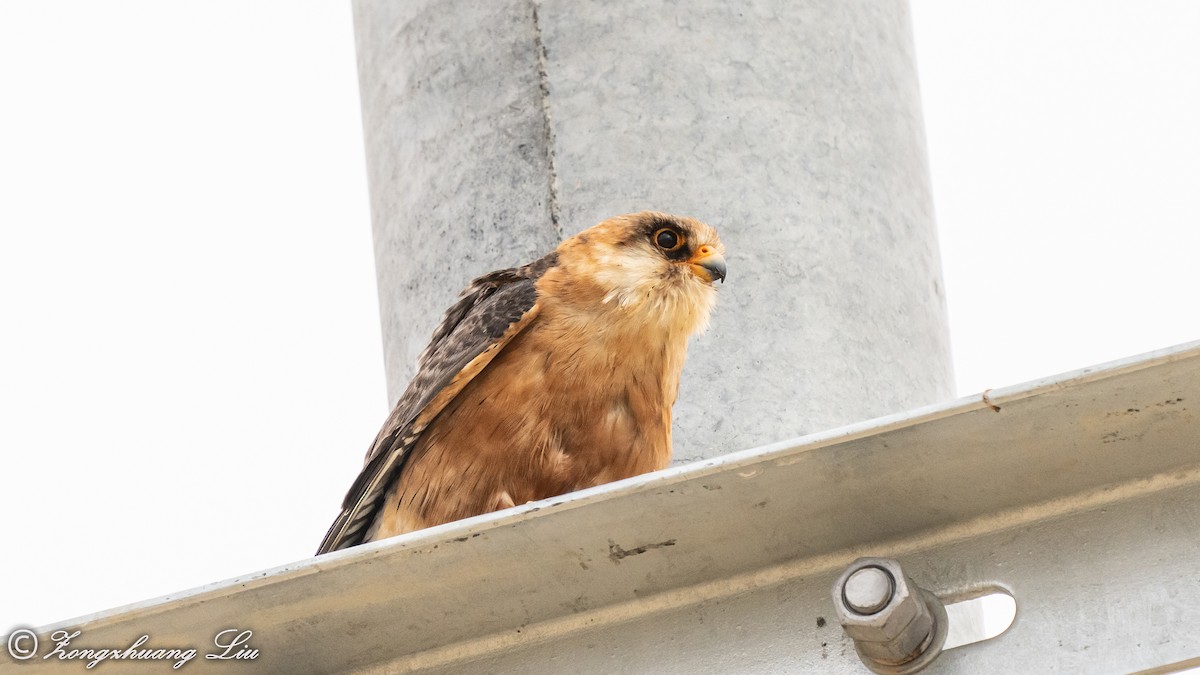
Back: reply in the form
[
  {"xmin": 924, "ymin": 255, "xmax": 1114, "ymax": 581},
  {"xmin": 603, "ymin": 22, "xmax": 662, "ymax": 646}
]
[{"xmin": 317, "ymin": 211, "xmax": 726, "ymax": 554}]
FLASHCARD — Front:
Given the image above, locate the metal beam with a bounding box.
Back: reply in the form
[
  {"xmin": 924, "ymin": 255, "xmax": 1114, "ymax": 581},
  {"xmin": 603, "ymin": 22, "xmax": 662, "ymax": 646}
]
[{"xmin": 7, "ymin": 341, "xmax": 1200, "ymax": 673}]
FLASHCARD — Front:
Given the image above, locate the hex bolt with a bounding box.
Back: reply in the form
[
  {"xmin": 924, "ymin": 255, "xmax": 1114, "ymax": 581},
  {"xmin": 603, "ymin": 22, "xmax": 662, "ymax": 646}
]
[
  {"xmin": 832, "ymin": 558, "xmax": 948, "ymax": 674},
  {"xmin": 843, "ymin": 566, "xmax": 895, "ymax": 615}
]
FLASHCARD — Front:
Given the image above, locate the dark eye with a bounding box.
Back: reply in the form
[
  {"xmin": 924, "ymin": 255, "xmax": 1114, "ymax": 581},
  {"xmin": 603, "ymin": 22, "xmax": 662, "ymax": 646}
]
[{"xmin": 654, "ymin": 228, "xmax": 684, "ymax": 251}]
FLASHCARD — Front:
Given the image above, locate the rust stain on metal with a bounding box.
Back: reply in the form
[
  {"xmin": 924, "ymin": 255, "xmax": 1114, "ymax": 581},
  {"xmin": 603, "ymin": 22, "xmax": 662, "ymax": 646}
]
[
  {"xmin": 608, "ymin": 539, "xmax": 677, "ymax": 563},
  {"xmin": 981, "ymin": 388, "xmax": 1001, "ymax": 412}
]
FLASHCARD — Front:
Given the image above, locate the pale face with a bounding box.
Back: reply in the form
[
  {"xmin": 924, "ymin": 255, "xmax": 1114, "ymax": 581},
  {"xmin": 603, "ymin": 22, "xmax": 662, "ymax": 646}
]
[{"xmin": 560, "ymin": 212, "xmax": 726, "ymax": 336}]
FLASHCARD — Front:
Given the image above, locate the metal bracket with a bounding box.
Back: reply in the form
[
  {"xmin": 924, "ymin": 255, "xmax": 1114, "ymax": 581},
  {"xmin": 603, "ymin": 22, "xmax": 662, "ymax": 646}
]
[{"xmin": 5, "ymin": 341, "xmax": 1200, "ymax": 673}]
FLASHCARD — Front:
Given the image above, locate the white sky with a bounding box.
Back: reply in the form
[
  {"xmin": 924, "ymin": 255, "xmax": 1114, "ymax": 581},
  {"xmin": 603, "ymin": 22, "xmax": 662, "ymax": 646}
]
[{"xmin": 2, "ymin": 1, "xmax": 1198, "ymax": 633}]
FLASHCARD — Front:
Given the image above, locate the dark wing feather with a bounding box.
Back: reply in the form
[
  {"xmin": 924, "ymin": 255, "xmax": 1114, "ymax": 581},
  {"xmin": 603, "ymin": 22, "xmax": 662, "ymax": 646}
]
[{"xmin": 315, "ymin": 252, "xmax": 557, "ymax": 554}]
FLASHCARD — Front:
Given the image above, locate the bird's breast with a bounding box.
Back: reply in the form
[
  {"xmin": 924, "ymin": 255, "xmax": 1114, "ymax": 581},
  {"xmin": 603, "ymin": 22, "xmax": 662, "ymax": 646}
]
[{"xmin": 482, "ymin": 310, "xmax": 685, "ymax": 493}]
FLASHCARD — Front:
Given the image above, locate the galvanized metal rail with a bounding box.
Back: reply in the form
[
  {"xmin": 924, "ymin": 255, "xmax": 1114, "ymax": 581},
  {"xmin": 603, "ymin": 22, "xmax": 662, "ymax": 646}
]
[{"xmin": 7, "ymin": 341, "xmax": 1200, "ymax": 673}]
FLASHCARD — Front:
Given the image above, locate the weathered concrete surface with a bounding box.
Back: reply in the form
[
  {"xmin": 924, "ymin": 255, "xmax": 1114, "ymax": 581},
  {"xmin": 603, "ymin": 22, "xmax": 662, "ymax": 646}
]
[
  {"xmin": 352, "ymin": 0, "xmax": 560, "ymax": 400},
  {"xmin": 353, "ymin": 0, "xmax": 953, "ymax": 461}
]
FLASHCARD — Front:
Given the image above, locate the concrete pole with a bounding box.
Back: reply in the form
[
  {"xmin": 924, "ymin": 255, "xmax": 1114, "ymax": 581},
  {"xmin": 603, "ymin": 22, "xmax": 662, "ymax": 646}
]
[{"xmin": 352, "ymin": 0, "xmax": 954, "ymax": 462}]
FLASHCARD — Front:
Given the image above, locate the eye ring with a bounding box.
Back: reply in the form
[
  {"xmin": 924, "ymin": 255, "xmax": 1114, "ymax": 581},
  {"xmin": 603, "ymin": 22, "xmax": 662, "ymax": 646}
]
[{"xmin": 653, "ymin": 228, "xmax": 684, "ymax": 252}]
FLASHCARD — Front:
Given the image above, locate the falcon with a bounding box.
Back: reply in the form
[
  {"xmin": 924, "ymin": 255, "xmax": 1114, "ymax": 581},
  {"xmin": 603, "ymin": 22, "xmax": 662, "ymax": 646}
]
[{"xmin": 317, "ymin": 211, "xmax": 726, "ymax": 554}]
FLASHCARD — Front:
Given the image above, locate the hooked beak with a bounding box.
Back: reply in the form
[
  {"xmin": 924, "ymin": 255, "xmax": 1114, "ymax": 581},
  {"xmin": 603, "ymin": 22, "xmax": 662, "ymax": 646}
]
[{"xmin": 688, "ymin": 245, "xmax": 727, "ymax": 284}]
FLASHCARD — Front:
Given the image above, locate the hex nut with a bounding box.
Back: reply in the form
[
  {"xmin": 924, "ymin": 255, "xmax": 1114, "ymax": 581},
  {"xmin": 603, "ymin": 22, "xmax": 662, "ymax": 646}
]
[{"xmin": 832, "ymin": 558, "xmax": 943, "ymax": 670}]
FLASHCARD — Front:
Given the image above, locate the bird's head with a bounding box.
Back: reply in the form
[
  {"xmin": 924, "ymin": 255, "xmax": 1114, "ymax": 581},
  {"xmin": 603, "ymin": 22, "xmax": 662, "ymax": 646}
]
[{"xmin": 547, "ymin": 211, "xmax": 726, "ymax": 336}]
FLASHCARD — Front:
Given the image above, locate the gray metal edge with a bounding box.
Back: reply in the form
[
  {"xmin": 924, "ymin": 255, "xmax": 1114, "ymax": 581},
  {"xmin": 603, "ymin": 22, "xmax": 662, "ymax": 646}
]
[{"xmin": 8, "ymin": 338, "xmax": 1200, "ymax": 672}]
